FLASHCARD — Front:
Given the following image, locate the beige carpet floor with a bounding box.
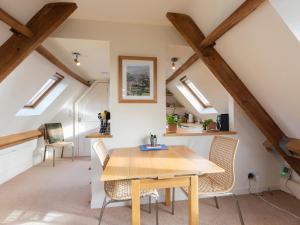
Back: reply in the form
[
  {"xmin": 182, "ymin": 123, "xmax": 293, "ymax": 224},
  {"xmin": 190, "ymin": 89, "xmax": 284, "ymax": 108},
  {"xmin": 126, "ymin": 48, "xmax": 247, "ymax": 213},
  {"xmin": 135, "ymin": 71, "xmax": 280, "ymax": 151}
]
[{"xmin": 0, "ymin": 157, "xmax": 299, "ymax": 225}]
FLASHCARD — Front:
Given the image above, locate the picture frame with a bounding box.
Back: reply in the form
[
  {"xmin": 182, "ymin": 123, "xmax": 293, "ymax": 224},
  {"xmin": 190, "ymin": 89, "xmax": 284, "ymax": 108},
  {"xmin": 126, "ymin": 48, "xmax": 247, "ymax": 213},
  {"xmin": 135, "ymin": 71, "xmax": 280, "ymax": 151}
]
[{"xmin": 118, "ymin": 56, "xmax": 157, "ymax": 103}]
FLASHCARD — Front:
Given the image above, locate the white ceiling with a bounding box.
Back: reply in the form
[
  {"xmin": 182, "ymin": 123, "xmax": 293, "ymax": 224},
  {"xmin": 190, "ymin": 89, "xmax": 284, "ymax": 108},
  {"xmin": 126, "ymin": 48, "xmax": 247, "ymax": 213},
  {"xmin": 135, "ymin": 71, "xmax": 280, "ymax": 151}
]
[
  {"xmin": 44, "ymin": 38, "xmax": 110, "ymax": 81},
  {"xmin": 166, "ymin": 45, "xmax": 194, "ymax": 79},
  {"xmin": 0, "ymin": 0, "xmax": 191, "ymax": 26},
  {"xmin": 55, "ymin": 0, "xmax": 189, "ymax": 25},
  {"xmin": 64, "ymin": 0, "xmax": 190, "ymax": 25}
]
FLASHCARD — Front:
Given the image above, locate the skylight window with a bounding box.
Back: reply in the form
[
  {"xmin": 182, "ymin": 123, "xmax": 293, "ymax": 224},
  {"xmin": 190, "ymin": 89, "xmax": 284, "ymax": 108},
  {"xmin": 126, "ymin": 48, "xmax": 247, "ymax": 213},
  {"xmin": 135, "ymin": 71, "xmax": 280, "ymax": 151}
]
[
  {"xmin": 24, "ymin": 73, "xmax": 64, "ymax": 108},
  {"xmin": 180, "ymin": 76, "xmax": 211, "ymax": 108}
]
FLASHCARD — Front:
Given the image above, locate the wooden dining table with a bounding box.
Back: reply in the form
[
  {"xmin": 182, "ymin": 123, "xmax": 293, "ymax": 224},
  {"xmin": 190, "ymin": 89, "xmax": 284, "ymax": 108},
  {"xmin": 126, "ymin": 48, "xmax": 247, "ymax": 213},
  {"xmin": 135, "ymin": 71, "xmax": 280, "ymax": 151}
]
[{"xmin": 101, "ymin": 145, "xmax": 224, "ymax": 225}]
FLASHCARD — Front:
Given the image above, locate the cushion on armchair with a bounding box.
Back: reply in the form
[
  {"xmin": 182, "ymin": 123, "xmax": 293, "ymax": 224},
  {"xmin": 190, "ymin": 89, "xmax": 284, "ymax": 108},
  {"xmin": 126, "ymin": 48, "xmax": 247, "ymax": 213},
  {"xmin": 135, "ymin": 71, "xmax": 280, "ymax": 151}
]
[{"xmin": 45, "ymin": 123, "xmax": 64, "ymax": 144}]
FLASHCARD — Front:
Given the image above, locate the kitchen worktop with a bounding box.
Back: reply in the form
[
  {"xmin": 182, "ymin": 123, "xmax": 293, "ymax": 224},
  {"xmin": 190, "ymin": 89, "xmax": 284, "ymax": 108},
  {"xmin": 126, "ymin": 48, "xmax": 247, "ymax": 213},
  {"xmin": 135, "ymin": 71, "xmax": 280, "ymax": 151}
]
[
  {"xmin": 179, "ymin": 122, "xmax": 202, "ymax": 128},
  {"xmin": 164, "ymin": 127, "xmax": 237, "ymax": 137},
  {"xmin": 85, "ymin": 133, "xmax": 113, "ymax": 138}
]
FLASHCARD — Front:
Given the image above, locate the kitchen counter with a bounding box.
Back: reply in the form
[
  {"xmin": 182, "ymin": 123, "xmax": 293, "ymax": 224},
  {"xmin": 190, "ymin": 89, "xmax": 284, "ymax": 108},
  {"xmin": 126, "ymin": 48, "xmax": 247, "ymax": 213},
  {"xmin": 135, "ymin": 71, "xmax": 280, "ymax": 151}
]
[
  {"xmin": 85, "ymin": 133, "xmax": 113, "ymax": 138},
  {"xmin": 164, "ymin": 127, "xmax": 237, "ymax": 137},
  {"xmin": 179, "ymin": 122, "xmax": 202, "ymax": 128}
]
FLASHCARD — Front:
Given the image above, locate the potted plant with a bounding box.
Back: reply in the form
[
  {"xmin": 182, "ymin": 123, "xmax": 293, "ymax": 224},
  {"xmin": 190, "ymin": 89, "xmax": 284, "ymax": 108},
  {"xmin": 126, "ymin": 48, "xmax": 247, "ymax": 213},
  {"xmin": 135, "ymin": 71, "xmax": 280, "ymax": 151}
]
[
  {"xmin": 167, "ymin": 115, "xmax": 178, "ymax": 133},
  {"xmin": 200, "ymin": 119, "xmax": 217, "ymax": 131}
]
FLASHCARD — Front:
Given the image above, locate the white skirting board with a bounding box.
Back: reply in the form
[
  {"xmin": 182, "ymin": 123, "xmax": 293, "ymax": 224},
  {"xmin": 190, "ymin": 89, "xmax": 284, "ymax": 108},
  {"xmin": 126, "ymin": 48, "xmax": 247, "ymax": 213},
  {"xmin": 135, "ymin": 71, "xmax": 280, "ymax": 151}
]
[{"xmin": 280, "ymin": 177, "xmax": 300, "ymax": 199}]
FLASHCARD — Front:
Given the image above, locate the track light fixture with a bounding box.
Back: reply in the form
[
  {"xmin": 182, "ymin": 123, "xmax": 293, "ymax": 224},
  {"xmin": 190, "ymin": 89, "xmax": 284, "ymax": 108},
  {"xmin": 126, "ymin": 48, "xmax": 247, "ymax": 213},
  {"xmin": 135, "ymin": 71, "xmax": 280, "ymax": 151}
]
[
  {"xmin": 171, "ymin": 57, "xmax": 178, "ymax": 70},
  {"xmin": 73, "ymin": 52, "xmax": 81, "ymax": 66}
]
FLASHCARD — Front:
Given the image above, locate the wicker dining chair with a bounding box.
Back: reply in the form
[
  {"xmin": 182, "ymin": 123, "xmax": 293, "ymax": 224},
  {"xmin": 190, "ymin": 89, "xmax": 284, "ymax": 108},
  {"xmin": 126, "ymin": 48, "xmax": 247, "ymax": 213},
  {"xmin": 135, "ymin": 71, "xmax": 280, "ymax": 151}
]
[
  {"xmin": 43, "ymin": 123, "xmax": 74, "ymax": 167},
  {"xmin": 171, "ymin": 136, "xmax": 244, "ymax": 225},
  {"xmin": 93, "ymin": 141, "xmax": 159, "ymax": 225}
]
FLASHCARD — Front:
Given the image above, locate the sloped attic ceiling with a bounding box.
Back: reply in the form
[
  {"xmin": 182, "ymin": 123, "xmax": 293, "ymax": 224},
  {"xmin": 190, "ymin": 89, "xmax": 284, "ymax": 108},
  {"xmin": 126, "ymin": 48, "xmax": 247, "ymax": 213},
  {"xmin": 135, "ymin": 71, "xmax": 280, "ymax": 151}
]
[
  {"xmin": 162, "ymin": 0, "xmax": 300, "ymax": 140},
  {"xmin": 0, "ymin": 0, "xmax": 190, "ymax": 26},
  {"xmin": 200, "ymin": 1, "xmax": 300, "ymax": 139},
  {"xmin": 1, "ymin": 0, "xmax": 300, "ymax": 139},
  {"xmin": 166, "ymin": 45, "xmax": 228, "ymax": 118},
  {"xmin": 167, "ymin": 59, "xmax": 229, "ymax": 119},
  {"xmin": 0, "ymin": 51, "xmax": 86, "ymax": 136},
  {"xmin": 43, "ymin": 38, "xmax": 110, "ymax": 81},
  {"xmin": 165, "ymin": 1, "xmax": 300, "ymax": 176},
  {"xmin": 0, "ymin": 2, "xmax": 87, "ymax": 136}
]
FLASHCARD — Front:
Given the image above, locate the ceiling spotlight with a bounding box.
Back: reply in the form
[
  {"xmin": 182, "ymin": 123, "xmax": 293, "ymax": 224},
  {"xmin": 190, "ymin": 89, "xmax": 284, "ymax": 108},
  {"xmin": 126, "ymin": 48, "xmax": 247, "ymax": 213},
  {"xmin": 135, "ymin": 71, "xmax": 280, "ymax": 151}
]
[
  {"xmin": 73, "ymin": 52, "xmax": 81, "ymax": 66},
  {"xmin": 75, "ymin": 60, "xmax": 80, "ymax": 66},
  {"xmin": 171, "ymin": 57, "xmax": 178, "ymax": 70}
]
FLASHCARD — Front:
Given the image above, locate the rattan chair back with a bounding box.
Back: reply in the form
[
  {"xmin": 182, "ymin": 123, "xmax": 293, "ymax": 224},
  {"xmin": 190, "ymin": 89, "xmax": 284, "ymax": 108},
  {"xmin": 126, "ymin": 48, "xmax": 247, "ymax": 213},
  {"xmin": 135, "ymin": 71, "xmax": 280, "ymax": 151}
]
[
  {"xmin": 209, "ymin": 136, "xmax": 239, "ymax": 192},
  {"xmin": 93, "ymin": 140, "xmax": 110, "ymax": 170}
]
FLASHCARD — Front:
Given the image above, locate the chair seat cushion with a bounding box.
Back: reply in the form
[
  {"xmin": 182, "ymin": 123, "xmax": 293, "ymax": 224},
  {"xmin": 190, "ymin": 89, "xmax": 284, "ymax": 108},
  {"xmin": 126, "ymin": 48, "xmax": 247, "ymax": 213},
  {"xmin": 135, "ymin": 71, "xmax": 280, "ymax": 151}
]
[
  {"xmin": 104, "ymin": 180, "xmax": 159, "ymax": 201},
  {"xmin": 182, "ymin": 176, "xmax": 225, "ymax": 195},
  {"xmin": 46, "ymin": 141, "xmax": 74, "ymax": 148}
]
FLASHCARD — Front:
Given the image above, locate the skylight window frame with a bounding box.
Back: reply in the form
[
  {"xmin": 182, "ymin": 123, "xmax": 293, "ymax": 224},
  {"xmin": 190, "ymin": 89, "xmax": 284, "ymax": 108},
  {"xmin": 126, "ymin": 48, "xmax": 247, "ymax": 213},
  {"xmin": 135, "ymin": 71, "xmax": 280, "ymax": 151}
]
[
  {"xmin": 24, "ymin": 73, "xmax": 64, "ymax": 108},
  {"xmin": 180, "ymin": 76, "xmax": 212, "ymax": 108}
]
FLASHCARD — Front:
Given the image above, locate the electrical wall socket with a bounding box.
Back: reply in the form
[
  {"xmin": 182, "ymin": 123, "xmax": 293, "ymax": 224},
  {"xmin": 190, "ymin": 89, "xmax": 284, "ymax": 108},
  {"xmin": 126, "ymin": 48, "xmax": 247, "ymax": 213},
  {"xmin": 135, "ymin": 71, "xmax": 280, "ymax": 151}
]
[
  {"xmin": 248, "ymin": 172, "xmax": 259, "ymax": 181},
  {"xmin": 248, "ymin": 172, "xmax": 255, "ymax": 180},
  {"xmin": 281, "ymin": 166, "xmax": 292, "ymax": 178}
]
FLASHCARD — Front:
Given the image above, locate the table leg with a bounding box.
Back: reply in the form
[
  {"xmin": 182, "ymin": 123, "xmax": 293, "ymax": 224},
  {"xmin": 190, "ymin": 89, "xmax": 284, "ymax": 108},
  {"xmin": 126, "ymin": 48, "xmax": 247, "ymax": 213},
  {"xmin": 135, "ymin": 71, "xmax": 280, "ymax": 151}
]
[
  {"xmin": 132, "ymin": 180, "xmax": 141, "ymax": 225},
  {"xmin": 53, "ymin": 149, "xmax": 55, "ymax": 167},
  {"xmin": 165, "ymin": 188, "xmax": 171, "ymax": 206},
  {"xmin": 188, "ymin": 175, "xmax": 199, "ymax": 225}
]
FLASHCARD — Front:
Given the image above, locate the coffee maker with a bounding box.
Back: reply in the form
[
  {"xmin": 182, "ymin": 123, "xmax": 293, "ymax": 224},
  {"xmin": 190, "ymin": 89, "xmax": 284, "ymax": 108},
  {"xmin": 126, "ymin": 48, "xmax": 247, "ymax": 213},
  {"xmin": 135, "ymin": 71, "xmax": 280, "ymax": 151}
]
[{"xmin": 217, "ymin": 114, "xmax": 229, "ymax": 131}]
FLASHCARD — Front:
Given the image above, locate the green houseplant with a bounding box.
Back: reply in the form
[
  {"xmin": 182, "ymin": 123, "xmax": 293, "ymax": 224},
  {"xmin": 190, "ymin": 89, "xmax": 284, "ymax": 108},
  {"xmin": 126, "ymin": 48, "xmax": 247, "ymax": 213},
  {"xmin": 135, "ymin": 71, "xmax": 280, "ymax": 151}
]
[
  {"xmin": 166, "ymin": 115, "xmax": 178, "ymax": 133},
  {"xmin": 200, "ymin": 119, "xmax": 215, "ymax": 131}
]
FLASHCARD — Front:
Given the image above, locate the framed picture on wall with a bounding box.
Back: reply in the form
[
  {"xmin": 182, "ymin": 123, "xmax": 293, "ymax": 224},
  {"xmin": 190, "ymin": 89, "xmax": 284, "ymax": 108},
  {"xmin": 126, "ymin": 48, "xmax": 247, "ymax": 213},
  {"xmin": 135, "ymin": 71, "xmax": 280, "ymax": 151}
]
[{"xmin": 118, "ymin": 56, "xmax": 157, "ymax": 103}]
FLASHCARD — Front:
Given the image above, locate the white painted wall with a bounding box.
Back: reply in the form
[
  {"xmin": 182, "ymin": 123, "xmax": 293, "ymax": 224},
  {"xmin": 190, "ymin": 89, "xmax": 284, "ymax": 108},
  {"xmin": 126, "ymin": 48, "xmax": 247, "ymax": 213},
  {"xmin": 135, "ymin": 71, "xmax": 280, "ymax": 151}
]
[
  {"xmin": 0, "ymin": 139, "xmax": 44, "ymax": 184},
  {"xmin": 52, "ymin": 19, "xmax": 186, "ymax": 150},
  {"xmin": 52, "ymin": 19, "xmax": 187, "ymax": 207},
  {"xmin": 76, "ymin": 82, "xmax": 109, "ymax": 156}
]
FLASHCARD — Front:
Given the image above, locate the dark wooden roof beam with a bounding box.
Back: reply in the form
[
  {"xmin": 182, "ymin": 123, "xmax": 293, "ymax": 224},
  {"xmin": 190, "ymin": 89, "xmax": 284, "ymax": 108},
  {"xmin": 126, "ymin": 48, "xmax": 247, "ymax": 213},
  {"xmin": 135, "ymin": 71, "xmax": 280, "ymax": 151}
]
[
  {"xmin": 199, "ymin": 0, "xmax": 265, "ymax": 50},
  {"xmin": 0, "ymin": 8, "xmax": 33, "ymax": 37},
  {"xmin": 0, "ymin": 3, "xmax": 77, "ymax": 83},
  {"xmin": 165, "ymin": 0, "xmax": 265, "ymax": 84},
  {"xmin": 167, "ymin": 12, "xmax": 300, "ymax": 175}
]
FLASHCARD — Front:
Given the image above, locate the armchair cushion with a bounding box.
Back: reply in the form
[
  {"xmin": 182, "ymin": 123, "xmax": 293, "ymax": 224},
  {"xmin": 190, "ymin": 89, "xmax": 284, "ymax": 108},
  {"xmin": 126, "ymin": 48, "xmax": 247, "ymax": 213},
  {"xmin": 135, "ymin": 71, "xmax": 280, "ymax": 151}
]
[{"xmin": 45, "ymin": 123, "xmax": 64, "ymax": 144}]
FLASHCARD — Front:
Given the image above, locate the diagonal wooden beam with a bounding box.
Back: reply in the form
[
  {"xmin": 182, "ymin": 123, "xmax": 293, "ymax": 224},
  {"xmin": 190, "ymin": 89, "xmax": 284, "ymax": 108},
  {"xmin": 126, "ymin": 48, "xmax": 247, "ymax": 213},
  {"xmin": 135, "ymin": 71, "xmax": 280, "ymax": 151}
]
[
  {"xmin": 166, "ymin": 0, "xmax": 264, "ymax": 84},
  {"xmin": 167, "ymin": 12, "xmax": 282, "ymax": 141},
  {"xmin": 167, "ymin": 12, "xmax": 300, "ymax": 175},
  {"xmin": 36, "ymin": 45, "xmax": 90, "ymax": 87},
  {"xmin": 200, "ymin": 0, "xmax": 265, "ymax": 50},
  {"xmin": 0, "ymin": 3, "xmax": 77, "ymax": 83},
  {"xmin": 286, "ymin": 139, "xmax": 300, "ymax": 155},
  {"xmin": 166, "ymin": 53, "xmax": 200, "ymax": 84},
  {"xmin": 264, "ymin": 138, "xmax": 300, "ymax": 155},
  {"xmin": 0, "ymin": 8, "xmax": 33, "ymax": 37}
]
